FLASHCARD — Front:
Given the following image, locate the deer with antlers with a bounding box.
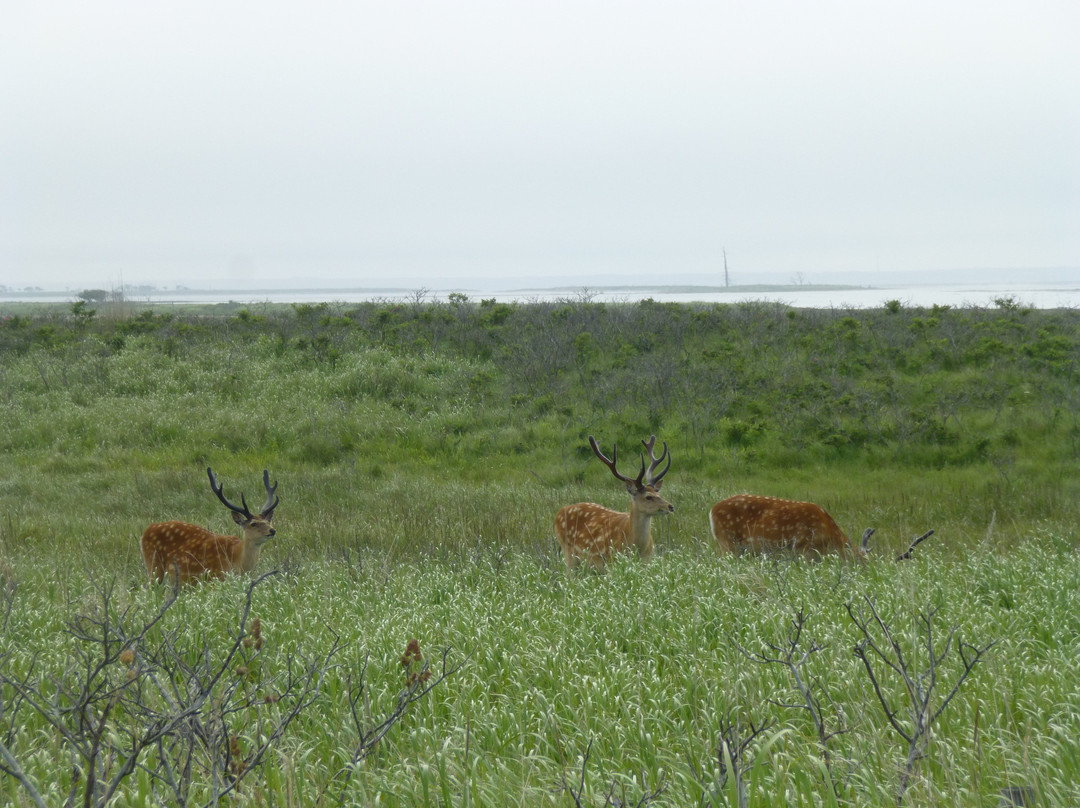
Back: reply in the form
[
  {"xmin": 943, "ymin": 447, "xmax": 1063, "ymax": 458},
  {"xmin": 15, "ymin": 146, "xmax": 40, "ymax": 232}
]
[
  {"xmin": 141, "ymin": 467, "xmax": 280, "ymax": 585},
  {"xmin": 555, "ymin": 435, "xmax": 674, "ymax": 571}
]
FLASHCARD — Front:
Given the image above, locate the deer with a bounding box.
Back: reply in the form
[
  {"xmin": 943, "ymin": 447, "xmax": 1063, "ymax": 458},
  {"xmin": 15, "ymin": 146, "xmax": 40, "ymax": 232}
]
[
  {"xmin": 709, "ymin": 494, "xmax": 869, "ymax": 561},
  {"xmin": 710, "ymin": 494, "xmax": 935, "ymax": 563},
  {"xmin": 141, "ymin": 467, "xmax": 280, "ymax": 585},
  {"xmin": 555, "ymin": 435, "xmax": 674, "ymax": 571}
]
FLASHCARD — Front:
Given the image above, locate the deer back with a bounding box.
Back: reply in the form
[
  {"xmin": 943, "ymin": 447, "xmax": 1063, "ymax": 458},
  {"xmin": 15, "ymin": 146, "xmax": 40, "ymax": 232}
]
[
  {"xmin": 709, "ymin": 494, "xmax": 859, "ymax": 559},
  {"xmin": 555, "ymin": 502, "xmax": 637, "ymax": 570}
]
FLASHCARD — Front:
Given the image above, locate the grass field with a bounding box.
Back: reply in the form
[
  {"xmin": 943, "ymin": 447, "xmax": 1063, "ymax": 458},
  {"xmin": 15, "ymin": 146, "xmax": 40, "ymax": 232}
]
[{"xmin": 1, "ymin": 298, "xmax": 1078, "ymax": 806}]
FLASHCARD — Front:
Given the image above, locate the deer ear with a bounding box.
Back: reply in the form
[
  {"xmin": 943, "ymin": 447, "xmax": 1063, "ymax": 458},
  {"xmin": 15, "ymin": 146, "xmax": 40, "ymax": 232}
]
[
  {"xmin": 625, "ymin": 480, "xmax": 638, "ymax": 495},
  {"xmin": 231, "ymin": 510, "xmax": 247, "ymax": 526},
  {"xmin": 653, "ymin": 478, "xmax": 664, "ymax": 491}
]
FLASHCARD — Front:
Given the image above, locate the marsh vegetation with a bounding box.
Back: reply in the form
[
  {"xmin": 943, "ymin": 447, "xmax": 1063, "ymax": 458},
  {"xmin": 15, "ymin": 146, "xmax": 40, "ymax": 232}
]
[{"xmin": 1, "ymin": 296, "xmax": 1077, "ymax": 805}]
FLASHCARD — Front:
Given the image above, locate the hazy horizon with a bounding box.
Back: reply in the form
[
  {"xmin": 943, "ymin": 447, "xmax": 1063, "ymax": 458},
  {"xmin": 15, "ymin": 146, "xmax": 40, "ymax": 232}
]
[
  {"xmin": 3, "ymin": 2, "xmax": 1078, "ymax": 291},
  {"xmin": 2, "ymin": 265, "xmax": 1078, "ymax": 294}
]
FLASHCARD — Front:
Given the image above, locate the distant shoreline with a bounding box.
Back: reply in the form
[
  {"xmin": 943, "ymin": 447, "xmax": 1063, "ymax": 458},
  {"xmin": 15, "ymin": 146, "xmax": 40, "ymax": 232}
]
[
  {"xmin": 2, "ymin": 283, "xmax": 875, "ymax": 300},
  {"xmin": 512, "ymin": 283, "xmax": 870, "ymax": 294},
  {"xmin": 2, "ymin": 281, "xmax": 1078, "ymax": 310}
]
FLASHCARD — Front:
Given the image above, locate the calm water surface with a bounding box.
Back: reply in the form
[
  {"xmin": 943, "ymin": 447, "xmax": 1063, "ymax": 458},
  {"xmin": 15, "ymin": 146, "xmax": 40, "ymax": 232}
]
[{"xmin": 4, "ymin": 282, "xmax": 1079, "ymax": 309}]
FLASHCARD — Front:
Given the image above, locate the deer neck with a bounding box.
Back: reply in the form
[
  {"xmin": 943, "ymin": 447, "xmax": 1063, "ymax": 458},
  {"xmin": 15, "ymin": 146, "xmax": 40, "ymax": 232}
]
[
  {"xmin": 237, "ymin": 531, "xmax": 263, "ymax": 572},
  {"xmin": 625, "ymin": 503, "xmax": 655, "ymax": 555}
]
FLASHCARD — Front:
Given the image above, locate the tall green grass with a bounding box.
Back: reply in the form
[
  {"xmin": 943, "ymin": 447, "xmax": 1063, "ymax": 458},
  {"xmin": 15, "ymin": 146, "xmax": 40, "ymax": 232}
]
[{"xmin": 2, "ymin": 547, "xmax": 1077, "ymax": 806}]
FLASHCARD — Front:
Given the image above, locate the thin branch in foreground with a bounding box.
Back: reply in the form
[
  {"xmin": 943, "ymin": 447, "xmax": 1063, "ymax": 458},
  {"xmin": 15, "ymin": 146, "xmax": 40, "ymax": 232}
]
[
  {"xmin": 0, "ymin": 732, "xmax": 50, "ymax": 808},
  {"xmin": 847, "ymin": 595, "xmax": 995, "ymax": 806},
  {"xmin": 717, "ymin": 714, "xmax": 776, "ymax": 808},
  {"xmin": 328, "ymin": 639, "xmax": 468, "ymax": 801},
  {"xmin": 559, "ymin": 738, "xmax": 593, "ymax": 808},
  {"xmin": 686, "ymin": 710, "xmax": 776, "ymax": 808},
  {"xmin": 731, "ymin": 606, "xmax": 850, "ymax": 797},
  {"xmin": 0, "ymin": 570, "xmax": 341, "ymax": 808},
  {"xmin": 558, "ymin": 738, "xmax": 666, "ymax": 808}
]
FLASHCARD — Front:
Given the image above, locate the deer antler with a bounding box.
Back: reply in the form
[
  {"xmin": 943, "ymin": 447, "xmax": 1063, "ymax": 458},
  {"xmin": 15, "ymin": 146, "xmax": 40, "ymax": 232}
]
[
  {"xmin": 259, "ymin": 469, "xmax": 279, "ymax": 518},
  {"xmin": 207, "ymin": 467, "xmax": 254, "ymax": 519},
  {"xmin": 641, "ymin": 435, "xmax": 670, "ymax": 487},
  {"xmin": 589, "ymin": 435, "xmax": 646, "ymax": 487}
]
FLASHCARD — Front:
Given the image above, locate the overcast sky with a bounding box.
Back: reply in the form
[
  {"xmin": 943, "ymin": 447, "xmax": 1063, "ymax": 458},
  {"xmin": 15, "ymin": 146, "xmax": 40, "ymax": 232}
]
[{"xmin": 2, "ymin": 1, "xmax": 1078, "ymax": 291}]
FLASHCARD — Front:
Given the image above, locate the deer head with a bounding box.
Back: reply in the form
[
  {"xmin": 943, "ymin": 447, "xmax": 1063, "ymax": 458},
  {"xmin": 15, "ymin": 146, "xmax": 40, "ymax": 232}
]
[{"xmin": 207, "ymin": 466, "xmax": 279, "ymax": 532}]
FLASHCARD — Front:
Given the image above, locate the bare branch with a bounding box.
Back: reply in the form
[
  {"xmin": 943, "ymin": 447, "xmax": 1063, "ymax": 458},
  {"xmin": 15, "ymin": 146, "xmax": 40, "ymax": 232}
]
[
  {"xmin": 560, "ymin": 738, "xmax": 592, "ymax": 808},
  {"xmin": 0, "ymin": 570, "xmax": 342, "ymax": 808},
  {"xmin": 328, "ymin": 642, "xmax": 468, "ymax": 800},
  {"xmin": 717, "ymin": 713, "xmax": 776, "ymax": 808},
  {"xmin": 847, "ymin": 596, "xmax": 994, "ymax": 806},
  {"xmin": 930, "ymin": 639, "xmax": 996, "ymax": 727},
  {"xmin": 0, "ymin": 734, "xmax": 51, "ymax": 808},
  {"xmin": 559, "ymin": 738, "xmax": 667, "ymax": 808}
]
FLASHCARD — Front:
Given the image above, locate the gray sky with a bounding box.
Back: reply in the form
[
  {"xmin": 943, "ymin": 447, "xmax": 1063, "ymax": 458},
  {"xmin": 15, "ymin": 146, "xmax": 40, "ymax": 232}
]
[{"xmin": 2, "ymin": 1, "xmax": 1078, "ymax": 290}]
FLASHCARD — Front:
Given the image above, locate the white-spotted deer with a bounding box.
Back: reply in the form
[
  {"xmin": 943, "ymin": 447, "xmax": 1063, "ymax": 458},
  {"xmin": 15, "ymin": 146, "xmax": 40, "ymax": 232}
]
[
  {"xmin": 555, "ymin": 435, "xmax": 674, "ymax": 571},
  {"xmin": 141, "ymin": 467, "xmax": 280, "ymax": 585},
  {"xmin": 709, "ymin": 494, "xmax": 869, "ymax": 561}
]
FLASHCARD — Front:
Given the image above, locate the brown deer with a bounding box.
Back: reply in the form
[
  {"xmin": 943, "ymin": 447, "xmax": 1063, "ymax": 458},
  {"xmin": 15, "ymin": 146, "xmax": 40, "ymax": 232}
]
[
  {"xmin": 555, "ymin": 435, "xmax": 674, "ymax": 571},
  {"xmin": 141, "ymin": 467, "xmax": 280, "ymax": 585},
  {"xmin": 709, "ymin": 494, "xmax": 868, "ymax": 560}
]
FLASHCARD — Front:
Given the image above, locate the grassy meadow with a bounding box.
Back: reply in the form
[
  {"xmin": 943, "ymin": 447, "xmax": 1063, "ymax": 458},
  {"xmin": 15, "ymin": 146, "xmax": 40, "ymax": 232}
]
[{"xmin": 1, "ymin": 295, "xmax": 1078, "ymax": 806}]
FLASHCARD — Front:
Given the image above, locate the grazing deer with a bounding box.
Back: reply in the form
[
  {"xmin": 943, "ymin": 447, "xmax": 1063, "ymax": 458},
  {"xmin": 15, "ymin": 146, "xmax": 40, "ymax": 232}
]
[
  {"xmin": 709, "ymin": 494, "xmax": 869, "ymax": 561},
  {"xmin": 555, "ymin": 435, "xmax": 674, "ymax": 571},
  {"xmin": 141, "ymin": 468, "xmax": 279, "ymax": 585}
]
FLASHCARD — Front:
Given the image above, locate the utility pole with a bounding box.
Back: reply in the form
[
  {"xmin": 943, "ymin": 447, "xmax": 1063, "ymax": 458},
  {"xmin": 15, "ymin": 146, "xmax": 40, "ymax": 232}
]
[{"xmin": 723, "ymin": 248, "xmax": 729, "ymax": 287}]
